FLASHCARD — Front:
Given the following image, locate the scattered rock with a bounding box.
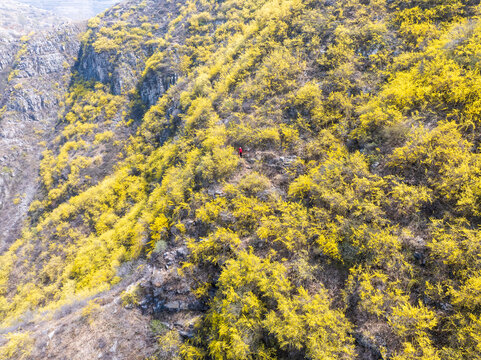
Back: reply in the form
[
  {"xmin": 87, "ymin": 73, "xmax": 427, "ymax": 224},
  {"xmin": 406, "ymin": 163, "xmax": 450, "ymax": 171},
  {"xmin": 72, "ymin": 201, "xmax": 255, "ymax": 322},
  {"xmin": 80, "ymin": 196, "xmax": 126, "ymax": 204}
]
[
  {"xmin": 109, "ymin": 340, "xmax": 118, "ymax": 353},
  {"xmin": 176, "ymin": 247, "xmax": 188, "ymax": 259},
  {"xmin": 179, "ymin": 330, "xmax": 194, "ymax": 339},
  {"xmin": 164, "ymin": 300, "xmax": 186, "ymax": 311},
  {"xmin": 219, "ymin": 211, "xmax": 235, "ymax": 223},
  {"xmin": 413, "ymin": 252, "xmax": 426, "ymax": 266},
  {"xmin": 440, "ymin": 302, "xmax": 454, "ymax": 312},
  {"xmin": 354, "ymin": 333, "xmax": 383, "ymax": 360},
  {"xmin": 151, "ymin": 269, "xmax": 164, "ymax": 287}
]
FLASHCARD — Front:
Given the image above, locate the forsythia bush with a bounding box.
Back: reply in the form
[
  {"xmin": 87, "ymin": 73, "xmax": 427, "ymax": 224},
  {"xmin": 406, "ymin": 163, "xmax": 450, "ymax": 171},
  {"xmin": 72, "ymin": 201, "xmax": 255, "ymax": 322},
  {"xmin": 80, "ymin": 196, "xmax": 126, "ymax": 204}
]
[{"xmin": 2, "ymin": 0, "xmax": 481, "ymax": 359}]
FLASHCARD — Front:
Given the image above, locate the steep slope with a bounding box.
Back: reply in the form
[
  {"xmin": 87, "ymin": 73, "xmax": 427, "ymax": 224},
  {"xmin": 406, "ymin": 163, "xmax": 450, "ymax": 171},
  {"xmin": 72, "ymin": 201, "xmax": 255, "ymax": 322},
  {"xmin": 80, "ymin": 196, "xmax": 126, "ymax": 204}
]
[
  {"xmin": 2, "ymin": 0, "xmax": 481, "ymax": 359},
  {"xmin": 0, "ymin": 0, "xmax": 68, "ymax": 104},
  {"xmin": 0, "ymin": 2, "xmax": 82, "ymax": 249}
]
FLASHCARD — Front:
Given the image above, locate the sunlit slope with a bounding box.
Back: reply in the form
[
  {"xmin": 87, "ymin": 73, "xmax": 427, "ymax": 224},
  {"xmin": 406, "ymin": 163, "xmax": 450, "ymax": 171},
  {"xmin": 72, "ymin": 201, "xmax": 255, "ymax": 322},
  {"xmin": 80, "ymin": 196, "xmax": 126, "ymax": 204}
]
[{"xmin": 1, "ymin": 0, "xmax": 481, "ymax": 359}]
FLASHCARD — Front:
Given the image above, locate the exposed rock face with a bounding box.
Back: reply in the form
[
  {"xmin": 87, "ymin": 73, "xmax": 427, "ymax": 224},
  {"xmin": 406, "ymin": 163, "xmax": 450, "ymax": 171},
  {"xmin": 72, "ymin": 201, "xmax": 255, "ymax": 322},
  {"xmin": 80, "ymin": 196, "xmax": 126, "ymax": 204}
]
[
  {"xmin": 77, "ymin": 48, "xmax": 142, "ymax": 95},
  {"xmin": 0, "ymin": 42, "xmax": 18, "ymax": 73},
  {"xmin": 0, "ymin": 13, "xmax": 82, "ymax": 250},
  {"xmin": 0, "ymin": 0, "xmax": 68, "ymax": 95},
  {"xmin": 76, "ymin": 0, "xmax": 179, "ymax": 97},
  {"xmin": 140, "ymin": 70, "xmax": 178, "ymax": 107},
  {"xmin": 76, "ymin": 39, "xmax": 141, "ymax": 95},
  {"xmin": 76, "ymin": 45, "xmax": 114, "ymax": 88}
]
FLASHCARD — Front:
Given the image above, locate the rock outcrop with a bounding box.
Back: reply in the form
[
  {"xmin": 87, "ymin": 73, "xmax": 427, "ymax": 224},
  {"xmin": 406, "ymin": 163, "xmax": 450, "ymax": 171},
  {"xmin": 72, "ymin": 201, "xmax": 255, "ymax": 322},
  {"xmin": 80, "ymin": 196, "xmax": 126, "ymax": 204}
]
[{"xmin": 140, "ymin": 70, "xmax": 178, "ymax": 107}]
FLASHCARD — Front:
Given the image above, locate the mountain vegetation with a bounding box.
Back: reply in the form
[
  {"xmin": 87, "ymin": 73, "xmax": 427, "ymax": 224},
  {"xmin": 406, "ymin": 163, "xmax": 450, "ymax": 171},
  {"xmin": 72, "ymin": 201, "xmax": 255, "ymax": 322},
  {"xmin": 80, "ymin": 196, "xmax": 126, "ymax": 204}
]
[{"xmin": 1, "ymin": 0, "xmax": 481, "ymax": 359}]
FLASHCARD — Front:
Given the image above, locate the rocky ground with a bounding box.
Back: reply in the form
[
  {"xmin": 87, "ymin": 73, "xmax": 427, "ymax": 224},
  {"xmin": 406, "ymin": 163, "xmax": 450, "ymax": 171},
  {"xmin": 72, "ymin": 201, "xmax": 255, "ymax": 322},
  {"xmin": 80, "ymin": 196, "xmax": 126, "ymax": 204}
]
[{"xmin": 1, "ymin": 243, "xmax": 200, "ymax": 359}]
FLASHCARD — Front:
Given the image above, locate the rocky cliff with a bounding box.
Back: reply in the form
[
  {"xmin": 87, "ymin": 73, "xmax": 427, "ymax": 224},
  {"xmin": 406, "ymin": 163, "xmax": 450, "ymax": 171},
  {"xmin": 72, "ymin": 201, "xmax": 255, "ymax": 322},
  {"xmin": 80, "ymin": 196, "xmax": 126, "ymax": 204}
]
[{"xmin": 0, "ymin": 3, "xmax": 82, "ymax": 250}]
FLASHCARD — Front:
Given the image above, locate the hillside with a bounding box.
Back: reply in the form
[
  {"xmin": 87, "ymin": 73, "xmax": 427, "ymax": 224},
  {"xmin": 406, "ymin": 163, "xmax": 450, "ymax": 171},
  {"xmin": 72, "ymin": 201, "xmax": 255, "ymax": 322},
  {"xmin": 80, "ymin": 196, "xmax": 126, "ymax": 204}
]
[
  {"xmin": 15, "ymin": 0, "xmax": 121, "ymax": 21},
  {"xmin": 0, "ymin": 0, "xmax": 66, "ymax": 38},
  {"xmin": 0, "ymin": 1, "xmax": 81, "ymax": 250},
  {"xmin": 1, "ymin": 0, "xmax": 481, "ymax": 359}
]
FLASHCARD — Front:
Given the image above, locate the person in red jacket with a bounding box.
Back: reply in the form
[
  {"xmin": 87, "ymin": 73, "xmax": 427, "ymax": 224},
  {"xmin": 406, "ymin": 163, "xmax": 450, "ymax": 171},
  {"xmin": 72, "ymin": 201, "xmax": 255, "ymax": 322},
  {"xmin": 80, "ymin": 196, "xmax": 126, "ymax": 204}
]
[{"xmin": 238, "ymin": 147, "xmax": 243, "ymax": 158}]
